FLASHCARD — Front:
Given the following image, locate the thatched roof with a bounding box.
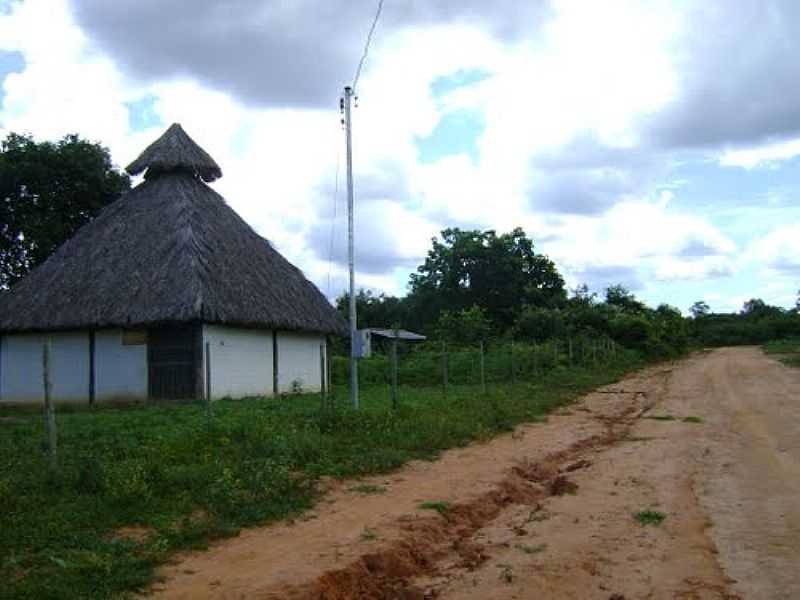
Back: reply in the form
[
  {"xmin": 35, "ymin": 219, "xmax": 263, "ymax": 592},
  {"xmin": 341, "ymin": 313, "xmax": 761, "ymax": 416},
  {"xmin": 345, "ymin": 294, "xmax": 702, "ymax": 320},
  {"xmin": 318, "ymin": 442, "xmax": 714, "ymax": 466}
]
[
  {"xmin": 0, "ymin": 125, "xmax": 346, "ymax": 335},
  {"xmin": 126, "ymin": 123, "xmax": 222, "ymax": 182}
]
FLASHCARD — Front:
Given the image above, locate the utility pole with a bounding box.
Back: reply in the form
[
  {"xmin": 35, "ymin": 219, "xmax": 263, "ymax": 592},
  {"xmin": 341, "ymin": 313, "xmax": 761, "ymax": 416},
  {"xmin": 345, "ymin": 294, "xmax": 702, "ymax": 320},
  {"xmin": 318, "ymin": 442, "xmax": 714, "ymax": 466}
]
[{"xmin": 342, "ymin": 85, "xmax": 359, "ymax": 409}]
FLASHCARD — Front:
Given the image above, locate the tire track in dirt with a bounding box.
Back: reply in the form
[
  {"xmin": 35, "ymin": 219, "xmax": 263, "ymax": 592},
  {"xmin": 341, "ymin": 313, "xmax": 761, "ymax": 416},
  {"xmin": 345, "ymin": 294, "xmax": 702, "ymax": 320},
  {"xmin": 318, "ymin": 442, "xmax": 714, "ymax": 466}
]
[{"xmin": 151, "ymin": 366, "xmax": 677, "ymax": 600}]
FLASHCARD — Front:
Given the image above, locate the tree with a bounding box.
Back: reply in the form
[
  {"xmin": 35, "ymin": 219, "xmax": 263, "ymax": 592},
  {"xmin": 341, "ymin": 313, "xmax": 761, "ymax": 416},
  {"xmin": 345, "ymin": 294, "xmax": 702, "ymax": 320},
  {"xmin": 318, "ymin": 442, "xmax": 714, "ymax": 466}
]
[
  {"xmin": 408, "ymin": 227, "xmax": 566, "ymax": 331},
  {"xmin": 605, "ymin": 284, "xmax": 647, "ymax": 314},
  {"xmin": 335, "ymin": 289, "xmax": 408, "ymax": 329},
  {"xmin": 435, "ymin": 305, "xmax": 492, "ymax": 345},
  {"xmin": 0, "ymin": 132, "xmax": 130, "ymax": 288},
  {"xmin": 689, "ymin": 300, "xmax": 710, "ymax": 319}
]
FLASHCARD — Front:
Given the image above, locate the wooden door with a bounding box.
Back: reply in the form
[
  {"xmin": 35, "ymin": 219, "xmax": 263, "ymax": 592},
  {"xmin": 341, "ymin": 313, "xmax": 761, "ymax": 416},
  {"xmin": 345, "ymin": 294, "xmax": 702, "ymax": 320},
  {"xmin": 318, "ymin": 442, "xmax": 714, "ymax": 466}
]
[{"xmin": 148, "ymin": 325, "xmax": 200, "ymax": 400}]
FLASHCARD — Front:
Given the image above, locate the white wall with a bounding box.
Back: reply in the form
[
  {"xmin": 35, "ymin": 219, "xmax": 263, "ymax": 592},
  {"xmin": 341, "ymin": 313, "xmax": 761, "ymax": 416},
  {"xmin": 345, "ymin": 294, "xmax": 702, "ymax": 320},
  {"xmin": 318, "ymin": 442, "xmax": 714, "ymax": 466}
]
[
  {"xmin": 203, "ymin": 325, "xmax": 273, "ymax": 400},
  {"xmin": 95, "ymin": 329, "xmax": 147, "ymax": 402},
  {"xmin": 0, "ymin": 332, "xmax": 90, "ymax": 404},
  {"xmin": 277, "ymin": 332, "xmax": 326, "ymax": 394},
  {"xmin": 201, "ymin": 326, "xmax": 327, "ymax": 399}
]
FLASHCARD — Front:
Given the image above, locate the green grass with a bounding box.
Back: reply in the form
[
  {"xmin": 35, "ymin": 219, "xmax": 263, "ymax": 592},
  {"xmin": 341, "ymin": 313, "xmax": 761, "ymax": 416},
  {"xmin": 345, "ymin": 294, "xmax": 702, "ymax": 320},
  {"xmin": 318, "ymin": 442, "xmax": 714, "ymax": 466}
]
[
  {"xmin": 418, "ymin": 500, "xmax": 451, "ymax": 515},
  {"xmin": 634, "ymin": 509, "xmax": 666, "ymax": 526},
  {"xmin": 0, "ymin": 355, "xmax": 645, "ymax": 600},
  {"xmin": 682, "ymin": 416, "xmax": 703, "ymax": 424},
  {"xmin": 645, "ymin": 414, "xmax": 675, "ymax": 421},
  {"xmin": 762, "ymin": 339, "xmax": 800, "ymax": 355},
  {"xmin": 762, "ymin": 339, "xmax": 800, "ymax": 368},
  {"xmin": 515, "ymin": 542, "xmax": 547, "ymax": 554}
]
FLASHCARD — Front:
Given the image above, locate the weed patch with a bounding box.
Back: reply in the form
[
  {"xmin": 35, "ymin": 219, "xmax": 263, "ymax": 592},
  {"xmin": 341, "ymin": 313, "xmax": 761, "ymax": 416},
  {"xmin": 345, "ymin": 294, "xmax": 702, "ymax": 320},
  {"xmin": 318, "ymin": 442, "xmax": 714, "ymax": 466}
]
[
  {"xmin": 418, "ymin": 501, "xmax": 451, "ymax": 516},
  {"xmin": 515, "ymin": 542, "xmax": 547, "ymax": 554},
  {"xmin": 682, "ymin": 416, "xmax": 703, "ymax": 424},
  {"xmin": 645, "ymin": 414, "xmax": 675, "ymax": 421},
  {"xmin": 634, "ymin": 509, "xmax": 666, "ymax": 526}
]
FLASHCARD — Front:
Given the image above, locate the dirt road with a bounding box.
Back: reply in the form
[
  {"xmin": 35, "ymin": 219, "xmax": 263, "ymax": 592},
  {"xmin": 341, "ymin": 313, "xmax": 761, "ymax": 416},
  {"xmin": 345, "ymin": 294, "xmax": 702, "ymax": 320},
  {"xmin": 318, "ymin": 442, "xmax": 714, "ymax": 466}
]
[{"xmin": 150, "ymin": 347, "xmax": 800, "ymax": 600}]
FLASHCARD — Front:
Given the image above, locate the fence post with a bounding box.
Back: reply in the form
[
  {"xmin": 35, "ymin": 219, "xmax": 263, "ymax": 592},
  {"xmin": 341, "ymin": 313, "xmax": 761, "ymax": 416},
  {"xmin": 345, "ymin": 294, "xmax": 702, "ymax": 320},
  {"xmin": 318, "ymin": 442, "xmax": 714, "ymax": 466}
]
[
  {"xmin": 510, "ymin": 341, "xmax": 516, "ymax": 385},
  {"xmin": 205, "ymin": 342, "xmax": 213, "ymax": 416},
  {"xmin": 391, "ymin": 339, "xmax": 398, "ymax": 409},
  {"xmin": 42, "ymin": 341, "xmax": 57, "ymax": 477},
  {"xmin": 553, "ymin": 340, "xmax": 558, "ymax": 367},
  {"xmin": 568, "ymin": 336, "xmax": 573, "ymax": 365},
  {"xmin": 320, "ymin": 343, "xmax": 326, "ymax": 410},
  {"xmin": 533, "ymin": 343, "xmax": 538, "ymax": 376},
  {"xmin": 592, "ymin": 341, "xmax": 598, "ymax": 367},
  {"xmin": 480, "ymin": 340, "xmax": 486, "ymax": 395},
  {"xmin": 442, "ymin": 341, "xmax": 449, "ymax": 398}
]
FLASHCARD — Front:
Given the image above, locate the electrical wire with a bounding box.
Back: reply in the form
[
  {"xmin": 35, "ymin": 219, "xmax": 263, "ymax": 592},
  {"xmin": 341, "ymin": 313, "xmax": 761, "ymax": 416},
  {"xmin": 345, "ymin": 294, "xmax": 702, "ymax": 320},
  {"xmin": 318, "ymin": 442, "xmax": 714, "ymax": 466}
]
[{"xmin": 352, "ymin": 0, "xmax": 385, "ymax": 91}]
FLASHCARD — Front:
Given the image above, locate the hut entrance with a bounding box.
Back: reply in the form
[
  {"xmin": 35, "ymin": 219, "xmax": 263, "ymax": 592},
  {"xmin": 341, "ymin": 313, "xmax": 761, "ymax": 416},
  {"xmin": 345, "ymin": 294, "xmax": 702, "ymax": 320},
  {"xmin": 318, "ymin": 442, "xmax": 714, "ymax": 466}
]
[{"xmin": 148, "ymin": 325, "xmax": 200, "ymax": 400}]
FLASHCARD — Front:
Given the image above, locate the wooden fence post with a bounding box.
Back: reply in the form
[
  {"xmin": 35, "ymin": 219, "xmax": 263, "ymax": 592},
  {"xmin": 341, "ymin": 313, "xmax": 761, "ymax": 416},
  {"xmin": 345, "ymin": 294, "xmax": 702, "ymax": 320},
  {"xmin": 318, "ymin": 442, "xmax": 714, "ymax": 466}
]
[
  {"xmin": 533, "ymin": 343, "xmax": 538, "ymax": 376},
  {"xmin": 442, "ymin": 341, "xmax": 449, "ymax": 398},
  {"xmin": 391, "ymin": 339, "xmax": 398, "ymax": 409},
  {"xmin": 205, "ymin": 341, "xmax": 212, "ymax": 416},
  {"xmin": 320, "ymin": 343, "xmax": 327, "ymax": 410},
  {"xmin": 480, "ymin": 341, "xmax": 486, "ymax": 395},
  {"xmin": 42, "ymin": 341, "xmax": 57, "ymax": 476},
  {"xmin": 510, "ymin": 341, "xmax": 516, "ymax": 385},
  {"xmin": 568, "ymin": 337, "xmax": 573, "ymax": 365}
]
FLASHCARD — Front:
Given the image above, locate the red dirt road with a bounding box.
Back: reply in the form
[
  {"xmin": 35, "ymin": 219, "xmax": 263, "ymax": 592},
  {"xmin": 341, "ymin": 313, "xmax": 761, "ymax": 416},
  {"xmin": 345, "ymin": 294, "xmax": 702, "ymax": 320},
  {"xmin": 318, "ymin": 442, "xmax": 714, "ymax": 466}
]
[{"xmin": 149, "ymin": 347, "xmax": 800, "ymax": 599}]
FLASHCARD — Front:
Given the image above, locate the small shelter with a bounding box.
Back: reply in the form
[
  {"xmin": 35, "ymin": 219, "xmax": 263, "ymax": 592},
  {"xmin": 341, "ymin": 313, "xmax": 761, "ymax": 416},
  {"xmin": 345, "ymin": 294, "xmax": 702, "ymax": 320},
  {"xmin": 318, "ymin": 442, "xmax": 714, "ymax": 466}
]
[
  {"xmin": 0, "ymin": 123, "xmax": 346, "ymax": 404},
  {"xmin": 356, "ymin": 328, "xmax": 427, "ymax": 358}
]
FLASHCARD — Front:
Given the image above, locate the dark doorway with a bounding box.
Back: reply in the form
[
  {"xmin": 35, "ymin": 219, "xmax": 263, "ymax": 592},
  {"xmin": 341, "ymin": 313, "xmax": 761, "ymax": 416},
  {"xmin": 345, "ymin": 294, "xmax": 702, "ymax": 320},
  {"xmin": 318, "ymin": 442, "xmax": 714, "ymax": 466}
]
[{"xmin": 148, "ymin": 324, "xmax": 201, "ymax": 400}]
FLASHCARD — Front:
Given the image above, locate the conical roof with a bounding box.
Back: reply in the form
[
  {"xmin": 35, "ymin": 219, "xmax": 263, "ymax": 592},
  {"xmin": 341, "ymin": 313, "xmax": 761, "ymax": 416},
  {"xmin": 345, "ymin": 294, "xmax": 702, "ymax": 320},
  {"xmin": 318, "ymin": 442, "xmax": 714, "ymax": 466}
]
[
  {"xmin": 0, "ymin": 125, "xmax": 346, "ymax": 335},
  {"xmin": 126, "ymin": 123, "xmax": 222, "ymax": 182}
]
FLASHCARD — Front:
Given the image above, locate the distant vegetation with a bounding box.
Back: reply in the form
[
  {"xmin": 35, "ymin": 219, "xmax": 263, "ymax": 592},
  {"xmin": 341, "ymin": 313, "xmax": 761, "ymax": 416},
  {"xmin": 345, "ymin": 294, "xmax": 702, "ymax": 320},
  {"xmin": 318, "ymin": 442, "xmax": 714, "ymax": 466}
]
[{"xmin": 336, "ymin": 228, "xmax": 799, "ymax": 364}]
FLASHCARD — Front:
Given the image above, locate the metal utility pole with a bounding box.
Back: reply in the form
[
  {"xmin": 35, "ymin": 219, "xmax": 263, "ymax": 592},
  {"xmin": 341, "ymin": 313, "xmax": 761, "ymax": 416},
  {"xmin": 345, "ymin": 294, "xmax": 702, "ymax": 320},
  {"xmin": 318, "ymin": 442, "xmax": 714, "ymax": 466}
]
[{"xmin": 342, "ymin": 85, "xmax": 359, "ymax": 409}]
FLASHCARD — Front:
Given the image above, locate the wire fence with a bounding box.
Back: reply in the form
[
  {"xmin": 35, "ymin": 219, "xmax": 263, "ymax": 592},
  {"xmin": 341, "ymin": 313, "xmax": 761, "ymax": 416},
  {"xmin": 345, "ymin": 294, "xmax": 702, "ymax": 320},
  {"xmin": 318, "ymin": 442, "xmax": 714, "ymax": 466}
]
[{"xmin": 330, "ymin": 336, "xmax": 621, "ymax": 403}]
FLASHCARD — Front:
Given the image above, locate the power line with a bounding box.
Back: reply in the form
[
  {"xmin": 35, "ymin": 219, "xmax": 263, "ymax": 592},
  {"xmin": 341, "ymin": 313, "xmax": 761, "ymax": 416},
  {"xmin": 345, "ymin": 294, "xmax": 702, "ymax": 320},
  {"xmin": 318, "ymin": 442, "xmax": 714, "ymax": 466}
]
[{"xmin": 352, "ymin": 0, "xmax": 384, "ymax": 91}]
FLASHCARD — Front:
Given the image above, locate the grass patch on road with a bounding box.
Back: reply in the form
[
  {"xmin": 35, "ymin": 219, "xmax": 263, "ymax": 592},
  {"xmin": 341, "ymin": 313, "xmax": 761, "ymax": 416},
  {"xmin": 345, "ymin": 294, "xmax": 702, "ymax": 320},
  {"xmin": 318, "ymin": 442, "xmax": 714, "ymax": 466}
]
[
  {"xmin": 634, "ymin": 509, "xmax": 666, "ymax": 526},
  {"xmin": 0, "ymin": 357, "xmax": 645, "ymax": 600}
]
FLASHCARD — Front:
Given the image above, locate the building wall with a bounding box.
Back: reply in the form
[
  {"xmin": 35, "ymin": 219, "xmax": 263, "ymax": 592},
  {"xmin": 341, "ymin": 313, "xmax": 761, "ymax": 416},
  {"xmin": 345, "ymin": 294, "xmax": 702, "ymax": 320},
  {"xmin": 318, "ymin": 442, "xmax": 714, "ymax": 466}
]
[
  {"xmin": 203, "ymin": 324, "xmax": 273, "ymax": 400},
  {"xmin": 202, "ymin": 326, "xmax": 327, "ymax": 399},
  {"xmin": 95, "ymin": 329, "xmax": 148, "ymax": 402},
  {"xmin": 0, "ymin": 332, "xmax": 90, "ymax": 404},
  {"xmin": 277, "ymin": 331, "xmax": 326, "ymax": 394}
]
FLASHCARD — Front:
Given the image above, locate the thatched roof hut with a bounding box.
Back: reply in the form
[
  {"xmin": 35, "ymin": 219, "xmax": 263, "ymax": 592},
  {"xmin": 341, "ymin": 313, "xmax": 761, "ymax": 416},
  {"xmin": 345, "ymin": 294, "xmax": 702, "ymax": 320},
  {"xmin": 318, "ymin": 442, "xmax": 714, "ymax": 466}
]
[
  {"xmin": 0, "ymin": 123, "xmax": 345, "ymax": 336},
  {"xmin": 0, "ymin": 124, "xmax": 345, "ymax": 404}
]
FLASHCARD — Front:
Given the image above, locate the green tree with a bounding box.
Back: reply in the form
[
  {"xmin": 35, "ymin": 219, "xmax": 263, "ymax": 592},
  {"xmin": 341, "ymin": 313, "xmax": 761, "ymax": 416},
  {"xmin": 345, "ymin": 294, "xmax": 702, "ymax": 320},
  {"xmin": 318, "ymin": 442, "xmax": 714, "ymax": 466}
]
[
  {"xmin": 689, "ymin": 300, "xmax": 710, "ymax": 319},
  {"xmin": 408, "ymin": 227, "xmax": 566, "ymax": 331},
  {"xmin": 335, "ymin": 289, "xmax": 408, "ymax": 329},
  {"xmin": 0, "ymin": 132, "xmax": 130, "ymax": 288},
  {"xmin": 435, "ymin": 305, "xmax": 492, "ymax": 345},
  {"xmin": 605, "ymin": 284, "xmax": 647, "ymax": 314}
]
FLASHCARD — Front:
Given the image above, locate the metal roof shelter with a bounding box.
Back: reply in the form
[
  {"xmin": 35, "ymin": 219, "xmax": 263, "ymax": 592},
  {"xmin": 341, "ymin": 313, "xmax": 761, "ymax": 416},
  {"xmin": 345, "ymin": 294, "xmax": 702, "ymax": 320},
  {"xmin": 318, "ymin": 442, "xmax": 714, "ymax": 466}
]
[{"xmin": 356, "ymin": 328, "xmax": 427, "ymax": 358}]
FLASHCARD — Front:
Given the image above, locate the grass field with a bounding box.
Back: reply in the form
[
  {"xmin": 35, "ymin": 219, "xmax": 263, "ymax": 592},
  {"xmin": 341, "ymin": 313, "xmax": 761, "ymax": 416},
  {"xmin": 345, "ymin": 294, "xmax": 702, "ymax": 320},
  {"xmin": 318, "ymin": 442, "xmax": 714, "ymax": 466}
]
[
  {"xmin": 0, "ymin": 354, "xmax": 645, "ymax": 600},
  {"xmin": 762, "ymin": 338, "xmax": 800, "ymax": 367}
]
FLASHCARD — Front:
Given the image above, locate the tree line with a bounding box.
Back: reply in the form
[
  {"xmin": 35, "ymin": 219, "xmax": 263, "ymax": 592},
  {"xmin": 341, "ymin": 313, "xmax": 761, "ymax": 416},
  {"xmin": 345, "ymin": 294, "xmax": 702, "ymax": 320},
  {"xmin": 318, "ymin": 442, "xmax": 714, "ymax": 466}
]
[{"xmin": 2, "ymin": 130, "xmax": 797, "ymax": 356}]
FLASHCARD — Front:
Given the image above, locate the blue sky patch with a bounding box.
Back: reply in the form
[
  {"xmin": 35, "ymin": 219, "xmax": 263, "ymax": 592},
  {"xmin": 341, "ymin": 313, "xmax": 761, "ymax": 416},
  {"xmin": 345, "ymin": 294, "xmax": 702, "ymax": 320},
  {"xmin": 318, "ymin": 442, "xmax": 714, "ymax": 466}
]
[
  {"xmin": 430, "ymin": 69, "xmax": 490, "ymax": 97},
  {"xmin": 416, "ymin": 109, "xmax": 484, "ymax": 164},
  {"xmin": 125, "ymin": 94, "xmax": 162, "ymax": 132},
  {"xmin": 0, "ymin": 50, "xmax": 24, "ymax": 107}
]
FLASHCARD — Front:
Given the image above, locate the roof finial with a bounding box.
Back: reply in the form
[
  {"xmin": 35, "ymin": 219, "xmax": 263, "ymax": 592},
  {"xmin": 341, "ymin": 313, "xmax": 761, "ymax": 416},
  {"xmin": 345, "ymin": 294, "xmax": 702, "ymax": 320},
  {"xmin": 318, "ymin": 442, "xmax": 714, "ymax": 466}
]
[{"xmin": 126, "ymin": 123, "xmax": 222, "ymax": 182}]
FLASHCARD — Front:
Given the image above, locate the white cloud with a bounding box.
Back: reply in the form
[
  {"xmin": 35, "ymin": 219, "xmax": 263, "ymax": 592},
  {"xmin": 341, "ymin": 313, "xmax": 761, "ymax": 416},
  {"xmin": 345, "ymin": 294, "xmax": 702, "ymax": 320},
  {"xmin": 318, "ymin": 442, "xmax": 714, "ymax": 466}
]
[
  {"xmin": 719, "ymin": 137, "xmax": 800, "ymax": 169},
  {"xmin": 1, "ymin": 0, "xmax": 796, "ymax": 309}
]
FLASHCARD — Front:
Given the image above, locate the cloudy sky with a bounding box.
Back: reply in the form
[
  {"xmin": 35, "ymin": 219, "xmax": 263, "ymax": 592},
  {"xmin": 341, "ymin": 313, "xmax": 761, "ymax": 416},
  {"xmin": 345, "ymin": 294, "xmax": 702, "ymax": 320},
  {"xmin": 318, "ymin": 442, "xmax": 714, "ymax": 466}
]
[{"xmin": 2, "ymin": 0, "xmax": 799, "ymax": 313}]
